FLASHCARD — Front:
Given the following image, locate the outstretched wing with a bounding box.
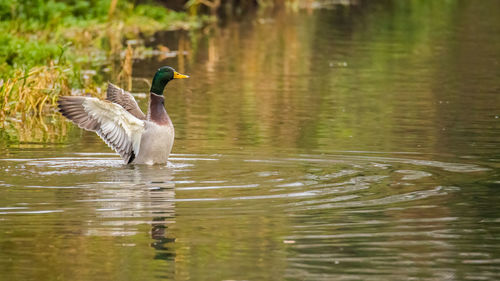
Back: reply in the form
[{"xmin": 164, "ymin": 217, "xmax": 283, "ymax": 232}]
[
  {"xmin": 106, "ymin": 83, "xmax": 147, "ymax": 120},
  {"xmin": 58, "ymin": 96, "xmax": 145, "ymax": 163}
]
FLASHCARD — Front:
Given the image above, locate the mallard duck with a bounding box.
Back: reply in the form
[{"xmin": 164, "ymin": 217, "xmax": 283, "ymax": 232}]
[{"xmin": 58, "ymin": 66, "xmax": 189, "ymax": 165}]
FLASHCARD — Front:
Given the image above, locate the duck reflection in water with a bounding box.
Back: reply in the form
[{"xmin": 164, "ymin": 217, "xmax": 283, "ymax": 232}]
[{"xmin": 84, "ymin": 164, "xmax": 177, "ymax": 261}]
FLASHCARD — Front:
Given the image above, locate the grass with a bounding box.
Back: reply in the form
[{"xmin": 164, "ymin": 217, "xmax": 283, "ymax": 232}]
[{"xmin": 0, "ymin": 65, "xmax": 70, "ymax": 119}]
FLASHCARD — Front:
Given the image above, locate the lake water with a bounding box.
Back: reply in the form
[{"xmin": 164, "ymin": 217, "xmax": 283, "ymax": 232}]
[{"xmin": 1, "ymin": 1, "xmax": 500, "ymax": 280}]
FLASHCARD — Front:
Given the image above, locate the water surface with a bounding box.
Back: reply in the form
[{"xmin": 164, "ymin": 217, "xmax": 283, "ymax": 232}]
[{"xmin": 1, "ymin": 1, "xmax": 500, "ymax": 280}]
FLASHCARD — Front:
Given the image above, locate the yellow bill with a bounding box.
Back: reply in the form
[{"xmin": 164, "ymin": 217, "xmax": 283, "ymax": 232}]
[{"xmin": 173, "ymin": 71, "xmax": 189, "ymax": 79}]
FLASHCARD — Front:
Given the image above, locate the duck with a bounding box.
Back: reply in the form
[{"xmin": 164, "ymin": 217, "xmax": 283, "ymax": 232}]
[{"xmin": 57, "ymin": 66, "xmax": 189, "ymax": 165}]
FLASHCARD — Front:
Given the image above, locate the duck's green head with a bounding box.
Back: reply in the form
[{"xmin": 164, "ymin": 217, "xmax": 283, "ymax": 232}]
[{"xmin": 150, "ymin": 66, "xmax": 189, "ymax": 95}]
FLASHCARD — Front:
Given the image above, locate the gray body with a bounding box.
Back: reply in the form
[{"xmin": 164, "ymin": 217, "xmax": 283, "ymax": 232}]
[{"xmin": 134, "ymin": 122, "xmax": 174, "ymax": 165}]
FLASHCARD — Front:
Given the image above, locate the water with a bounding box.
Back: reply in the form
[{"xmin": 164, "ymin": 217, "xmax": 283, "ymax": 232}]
[{"xmin": 1, "ymin": 1, "xmax": 500, "ymax": 280}]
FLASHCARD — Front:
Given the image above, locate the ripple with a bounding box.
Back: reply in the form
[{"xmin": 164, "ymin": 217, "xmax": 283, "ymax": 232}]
[
  {"xmin": 395, "ymin": 169, "xmax": 433, "ymax": 180},
  {"xmin": 292, "ymin": 186, "xmax": 446, "ymax": 211},
  {"xmin": 0, "ymin": 210, "xmax": 63, "ymax": 215},
  {"xmin": 331, "ymin": 155, "xmax": 491, "ymax": 173},
  {"xmin": 0, "ymin": 152, "xmax": 492, "ymax": 241},
  {"xmin": 177, "ymin": 184, "xmax": 259, "ymax": 191}
]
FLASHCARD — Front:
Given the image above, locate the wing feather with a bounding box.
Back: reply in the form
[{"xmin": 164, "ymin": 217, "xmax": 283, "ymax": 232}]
[
  {"xmin": 106, "ymin": 83, "xmax": 147, "ymax": 120},
  {"xmin": 58, "ymin": 96, "xmax": 145, "ymax": 163}
]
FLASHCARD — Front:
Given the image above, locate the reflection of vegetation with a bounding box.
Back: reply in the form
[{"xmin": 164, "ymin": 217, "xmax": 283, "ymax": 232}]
[
  {"xmin": 155, "ymin": 0, "xmax": 499, "ymax": 157},
  {"xmin": 0, "ymin": 113, "xmax": 68, "ymax": 144}
]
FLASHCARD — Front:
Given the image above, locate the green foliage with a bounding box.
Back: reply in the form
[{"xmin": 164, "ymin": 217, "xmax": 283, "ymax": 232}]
[
  {"xmin": 0, "ymin": 34, "xmax": 66, "ymax": 77},
  {"xmin": 0, "ymin": 0, "xmax": 201, "ymax": 79},
  {"xmin": 1, "ymin": 0, "xmax": 110, "ymax": 24},
  {"xmin": 134, "ymin": 4, "xmax": 185, "ymax": 22}
]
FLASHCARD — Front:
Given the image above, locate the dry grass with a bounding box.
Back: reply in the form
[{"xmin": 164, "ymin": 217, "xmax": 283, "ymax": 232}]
[
  {"xmin": 0, "ymin": 64, "xmax": 72, "ymax": 122},
  {"xmin": 117, "ymin": 44, "xmax": 134, "ymax": 91},
  {"xmin": 0, "ymin": 64, "xmax": 74, "ymax": 143}
]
